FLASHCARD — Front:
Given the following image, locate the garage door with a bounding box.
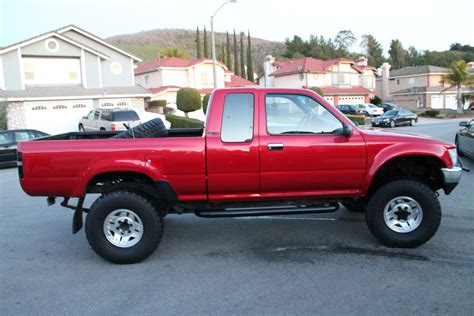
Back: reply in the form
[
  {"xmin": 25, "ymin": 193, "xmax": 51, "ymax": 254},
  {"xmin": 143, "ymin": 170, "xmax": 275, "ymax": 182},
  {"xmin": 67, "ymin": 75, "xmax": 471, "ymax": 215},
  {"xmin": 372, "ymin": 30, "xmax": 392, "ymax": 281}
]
[
  {"xmin": 445, "ymin": 95, "xmax": 457, "ymax": 110},
  {"xmin": 431, "ymin": 96, "xmax": 443, "ymax": 109},
  {"xmin": 24, "ymin": 100, "xmax": 93, "ymax": 134},
  {"xmin": 324, "ymin": 97, "xmax": 334, "ymax": 105},
  {"xmin": 337, "ymin": 96, "xmax": 365, "ymax": 105},
  {"xmin": 100, "ymin": 98, "xmax": 132, "ymax": 109}
]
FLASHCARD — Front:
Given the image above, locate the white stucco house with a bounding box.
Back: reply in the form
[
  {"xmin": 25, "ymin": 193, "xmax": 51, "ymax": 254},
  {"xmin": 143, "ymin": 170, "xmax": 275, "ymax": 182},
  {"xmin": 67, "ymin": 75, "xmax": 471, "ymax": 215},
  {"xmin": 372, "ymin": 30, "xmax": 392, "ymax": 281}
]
[
  {"xmin": 0, "ymin": 25, "xmax": 151, "ymax": 134},
  {"xmin": 259, "ymin": 55, "xmax": 378, "ymax": 105}
]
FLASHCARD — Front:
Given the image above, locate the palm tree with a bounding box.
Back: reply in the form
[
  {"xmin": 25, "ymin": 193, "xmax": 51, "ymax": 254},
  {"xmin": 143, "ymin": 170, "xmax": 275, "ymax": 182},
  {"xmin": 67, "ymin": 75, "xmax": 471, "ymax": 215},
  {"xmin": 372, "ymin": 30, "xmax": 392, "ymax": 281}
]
[{"xmin": 442, "ymin": 60, "xmax": 474, "ymax": 114}]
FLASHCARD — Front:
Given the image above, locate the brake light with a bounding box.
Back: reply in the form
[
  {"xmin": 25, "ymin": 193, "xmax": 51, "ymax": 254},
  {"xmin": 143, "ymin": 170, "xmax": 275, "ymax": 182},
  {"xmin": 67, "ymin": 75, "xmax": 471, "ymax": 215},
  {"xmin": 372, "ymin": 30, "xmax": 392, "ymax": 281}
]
[{"xmin": 111, "ymin": 123, "xmax": 116, "ymax": 131}]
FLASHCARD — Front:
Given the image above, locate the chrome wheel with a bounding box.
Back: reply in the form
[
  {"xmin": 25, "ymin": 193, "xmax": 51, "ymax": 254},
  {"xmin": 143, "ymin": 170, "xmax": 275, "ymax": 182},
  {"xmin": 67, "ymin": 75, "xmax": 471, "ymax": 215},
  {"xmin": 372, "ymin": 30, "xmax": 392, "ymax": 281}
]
[
  {"xmin": 103, "ymin": 209, "xmax": 144, "ymax": 248},
  {"xmin": 383, "ymin": 196, "xmax": 423, "ymax": 233}
]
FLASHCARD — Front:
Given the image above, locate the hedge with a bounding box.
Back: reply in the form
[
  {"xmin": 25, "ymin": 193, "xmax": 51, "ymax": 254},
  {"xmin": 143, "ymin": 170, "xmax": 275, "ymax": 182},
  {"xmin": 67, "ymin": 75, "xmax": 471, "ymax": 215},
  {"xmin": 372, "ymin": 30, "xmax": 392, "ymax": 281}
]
[
  {"xmin": 165, "ymin": 114, "xmax": 204, "ymax": 128},
  {"xmin": 423, "ymin": 110, "xmax": 440, "ymax": 117},
  {"xmin": 149, "ymin": 100, "xmax": 167, "ymax": 107},
  {"xmin": 346, "ymin": 114, "xmax": 366, "ymax": 125}
]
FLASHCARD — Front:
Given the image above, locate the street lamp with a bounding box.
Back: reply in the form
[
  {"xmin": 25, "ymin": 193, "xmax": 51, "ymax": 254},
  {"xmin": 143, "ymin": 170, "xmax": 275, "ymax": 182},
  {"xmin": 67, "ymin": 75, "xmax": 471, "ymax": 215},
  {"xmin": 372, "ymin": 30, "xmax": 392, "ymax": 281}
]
[{"xmin": 211, "ymin": 0, "xmax": 237, "ymax": 88}]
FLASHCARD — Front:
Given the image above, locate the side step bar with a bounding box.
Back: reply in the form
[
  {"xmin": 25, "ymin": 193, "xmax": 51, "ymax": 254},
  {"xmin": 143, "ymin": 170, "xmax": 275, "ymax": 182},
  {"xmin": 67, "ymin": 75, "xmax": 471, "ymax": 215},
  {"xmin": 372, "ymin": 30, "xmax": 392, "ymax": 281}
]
[{"xmin": 195, "ymin": 203, "xmax": 339, "ymax": 218}]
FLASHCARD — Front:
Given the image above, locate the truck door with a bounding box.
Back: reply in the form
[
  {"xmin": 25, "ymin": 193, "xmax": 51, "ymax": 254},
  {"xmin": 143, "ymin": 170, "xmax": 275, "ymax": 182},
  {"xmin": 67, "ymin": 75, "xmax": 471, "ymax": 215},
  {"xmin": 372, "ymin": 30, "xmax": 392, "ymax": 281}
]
[
  {"xmin": 258, "ymin": 92, "xmax": 367, "ymax": 198},
  {"xmin": 206, "ymin": 91, "xmax": 260, "ymax": 201}
]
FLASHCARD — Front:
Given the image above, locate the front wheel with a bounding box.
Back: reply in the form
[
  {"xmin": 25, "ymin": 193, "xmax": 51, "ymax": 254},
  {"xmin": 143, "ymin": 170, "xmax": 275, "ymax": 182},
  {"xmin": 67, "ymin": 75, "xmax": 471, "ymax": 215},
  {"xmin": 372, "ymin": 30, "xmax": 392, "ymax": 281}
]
[
  {"xmin": 78, "ymin": 124, "xmax": 85, "ymax": 132},
  {"xmin": 85, "ymin": 191, "xmax": 163, "ymax": 264},
  {"xmin": 389, "ymin": 120, "xmax": 396, "ymax": 128},
  {"xmin": 410, "ymin": 119, "xmax": 416, "ymax": 126},
  {"xmin": 365, "ymin": 180, "xmax": 441, "ymax": 248}
]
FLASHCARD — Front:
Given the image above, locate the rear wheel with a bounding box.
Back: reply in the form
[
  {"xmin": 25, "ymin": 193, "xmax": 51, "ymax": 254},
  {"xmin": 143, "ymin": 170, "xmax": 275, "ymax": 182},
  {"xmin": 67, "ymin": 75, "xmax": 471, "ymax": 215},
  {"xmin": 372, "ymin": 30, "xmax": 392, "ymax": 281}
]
[
  {"xmin": 85, "ymin": 191, "xmax": 163, "ymax": 264},
  {"xmin": 365, "ymin": 180, "xmax": 441, "ymax": 248},
  {"xmin": 100, "ymin": 127, "xmax": 106, "ymax": 131},
  {"xmin": 78, "ymin": 124, "xmax": 85, "ymax": 132}
]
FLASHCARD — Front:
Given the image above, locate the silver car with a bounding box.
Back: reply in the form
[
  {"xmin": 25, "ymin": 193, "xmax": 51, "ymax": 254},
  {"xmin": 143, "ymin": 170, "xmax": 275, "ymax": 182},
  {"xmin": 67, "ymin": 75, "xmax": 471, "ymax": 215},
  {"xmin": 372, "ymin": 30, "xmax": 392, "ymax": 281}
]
[{"xmin": 79, "ymin": 109, "xmax": 141, "ymax": 132}]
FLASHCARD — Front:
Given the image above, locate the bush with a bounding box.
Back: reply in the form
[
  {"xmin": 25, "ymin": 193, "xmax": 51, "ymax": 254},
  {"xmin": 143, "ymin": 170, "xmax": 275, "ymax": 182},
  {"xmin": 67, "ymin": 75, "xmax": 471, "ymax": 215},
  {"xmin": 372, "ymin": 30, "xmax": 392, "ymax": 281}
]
[
  {"xmin": 176, "ymin": 88, "xmax": 202, "ymax": 117},
  {"xmin": 370, "ymin": 96, "xmax": 382, "ymax": 105},
  {"xmin": 424, "ymin": 110, "xmax": 440, "ymax": 117},
  {"xmin": 165, "ymin": 114, "xmax": 204, "ymax": 128},
  {"xmin": 202, "ymin": 94, "xmax": 211, "ymax": 114},
  {"xmin": 148, "ymin": 100, "xmax": 167, "ymax": 108},
  {"xmin": 309, "ymin": 87, "xmax": 324, "ymax": 96},
  {"xmin": 163, "ymin": 107, "xmax": 176, "ymax": 115},
  {"xmin": 0, "ymin": 101, "xmax": 7, "ymax": 130},
  {"xmin": 346, "ymin": 114, "xmax": 366, "ymax": 125}
]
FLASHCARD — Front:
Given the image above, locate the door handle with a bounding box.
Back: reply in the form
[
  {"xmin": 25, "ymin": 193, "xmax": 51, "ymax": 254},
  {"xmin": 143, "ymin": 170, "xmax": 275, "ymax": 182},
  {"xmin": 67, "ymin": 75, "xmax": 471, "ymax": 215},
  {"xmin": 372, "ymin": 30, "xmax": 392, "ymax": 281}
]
[{"xmin": 267, "ymin": 143, "xmax": 284, "ymax": 151}]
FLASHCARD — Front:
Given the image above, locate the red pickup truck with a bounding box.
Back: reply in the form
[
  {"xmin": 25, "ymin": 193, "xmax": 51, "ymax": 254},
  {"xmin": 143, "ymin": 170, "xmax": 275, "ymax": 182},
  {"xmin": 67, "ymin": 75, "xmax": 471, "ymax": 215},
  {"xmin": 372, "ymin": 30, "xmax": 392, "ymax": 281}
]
[{"xmin": 18, "ymin": 88, "xmax": 463, "ymax": 264}]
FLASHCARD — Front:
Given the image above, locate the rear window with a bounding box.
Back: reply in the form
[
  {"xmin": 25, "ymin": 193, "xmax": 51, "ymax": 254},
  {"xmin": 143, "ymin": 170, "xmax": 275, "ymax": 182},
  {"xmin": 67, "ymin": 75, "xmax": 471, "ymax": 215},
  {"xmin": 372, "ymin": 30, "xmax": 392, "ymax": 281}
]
[
  {"xmin": 112, "ymin": 111, "xmax": 140, "ymax": 122},
  {"xmin": 221, "ymin": 93, "xmax": 254, "ymax": 143}
]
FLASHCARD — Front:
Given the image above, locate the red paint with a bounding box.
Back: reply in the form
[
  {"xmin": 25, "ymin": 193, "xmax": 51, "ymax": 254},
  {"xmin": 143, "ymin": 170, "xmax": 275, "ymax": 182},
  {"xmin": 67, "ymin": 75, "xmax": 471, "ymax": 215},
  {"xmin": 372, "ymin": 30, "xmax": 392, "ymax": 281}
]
[{"xmin": 18, "ymin": 87, "xmax": 455, "ymax": 202}]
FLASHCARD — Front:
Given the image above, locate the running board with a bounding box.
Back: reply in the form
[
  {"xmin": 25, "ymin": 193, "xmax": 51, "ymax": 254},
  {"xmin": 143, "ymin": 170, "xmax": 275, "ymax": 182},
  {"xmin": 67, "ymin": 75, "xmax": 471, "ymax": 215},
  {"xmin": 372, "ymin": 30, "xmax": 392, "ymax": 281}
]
[{"xmin": 195, "ymin": 203, "xmax": 339, "ymax": 218}]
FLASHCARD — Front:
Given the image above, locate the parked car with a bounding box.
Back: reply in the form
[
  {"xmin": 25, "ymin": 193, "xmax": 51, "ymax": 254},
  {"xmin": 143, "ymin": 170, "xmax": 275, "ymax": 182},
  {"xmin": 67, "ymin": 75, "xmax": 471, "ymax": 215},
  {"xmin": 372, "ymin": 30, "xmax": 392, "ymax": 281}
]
[
  {"xmin": 337, "ymin": 104, "xmax": 366, "ymax": 115},
  {"xmin": 378, "ymin": 103, "xmax": 400, "ymax": 113},
  {"xmin": 17, "ymin": 87, "xmax": 462, "ymax": 264},
  {"xmin": 357, "ymin": 104, "xmax": 384, "ymax": 116},
  {"xmin": 0, "ymin": 129, "xmax": 48, "ymax": 168},
  {"xmin": 455, "ymin": 120, "xmax": 473, "ymax": 159},
  {"xmin": 372, "ymin": 109, "xmax": 418, "ymax": 128},
  {"xmin": 79, "ymin": 108, "xmax": 141, "ymax": 132},
  {"xmin": 136, "ymin": 111, "xmax": 171, "ymax": 129}
]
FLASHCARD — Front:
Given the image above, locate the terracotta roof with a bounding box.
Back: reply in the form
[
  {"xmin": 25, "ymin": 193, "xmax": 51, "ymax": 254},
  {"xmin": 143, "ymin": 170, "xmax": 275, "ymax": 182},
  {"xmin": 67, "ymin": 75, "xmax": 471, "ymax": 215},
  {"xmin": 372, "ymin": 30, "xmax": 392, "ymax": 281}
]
[
  {"xmin": 270, "ymin": 57, "xmax": 363, "ymax": 77},
  {"xmin": 135, "ymin": 57, "xmax": 227, "ymax": 75},
  {"xmin": 225, "ymin": 75, "xmax": 258, "ymax": 87},
  {"xmin": 319, "ymin": 86, "xmax": 373, "ymax": 95},
  {"xmin": 149, "ymin": 85, "xmax": 181, "ymax": 95}
]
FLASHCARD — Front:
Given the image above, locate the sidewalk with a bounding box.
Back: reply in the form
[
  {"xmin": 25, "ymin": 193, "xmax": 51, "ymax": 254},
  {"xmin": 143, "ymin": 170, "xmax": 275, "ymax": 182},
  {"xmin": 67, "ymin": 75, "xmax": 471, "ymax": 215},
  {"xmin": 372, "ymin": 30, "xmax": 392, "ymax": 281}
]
[{"xmin": 417, "ymin": 117, "xmax": 470, "ymax": 125}]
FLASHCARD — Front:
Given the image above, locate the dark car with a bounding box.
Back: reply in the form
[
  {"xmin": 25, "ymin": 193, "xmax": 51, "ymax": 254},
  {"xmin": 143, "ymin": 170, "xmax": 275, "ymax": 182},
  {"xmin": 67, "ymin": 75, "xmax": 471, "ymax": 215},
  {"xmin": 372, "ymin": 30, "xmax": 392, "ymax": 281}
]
[
  {"xmin": 455, "ymin": 120, "xmax": 473, "ymax": 159},
  {"xmin": 378, "ymin": 103, "xmax": 400, "ymax": 113},
  {"xmin": 371, "ymin": 109, "xmax": 418, "ymax": 128},
  {"xmin": 0, "ymin": 129, "xmax": 48, "ymax": 168},
  {"xmin": 337, "ymin": 104, "xmax": 367, "ymax": 115}
]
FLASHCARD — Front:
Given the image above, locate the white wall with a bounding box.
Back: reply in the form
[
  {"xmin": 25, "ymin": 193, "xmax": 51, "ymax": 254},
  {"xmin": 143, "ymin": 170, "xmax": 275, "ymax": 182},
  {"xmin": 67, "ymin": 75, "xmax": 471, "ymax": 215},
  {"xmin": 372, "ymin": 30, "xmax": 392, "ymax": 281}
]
[
  {"xmin": 161, "ymin": 68, "xmax": 189, "ymax": 87},
  {"xmin": 136, "ymin": 71, "xmax": 162, "ymax": 88},
  {"xmin": 273, "ymin": 74, "xmax": 305, "ymax": 88}
]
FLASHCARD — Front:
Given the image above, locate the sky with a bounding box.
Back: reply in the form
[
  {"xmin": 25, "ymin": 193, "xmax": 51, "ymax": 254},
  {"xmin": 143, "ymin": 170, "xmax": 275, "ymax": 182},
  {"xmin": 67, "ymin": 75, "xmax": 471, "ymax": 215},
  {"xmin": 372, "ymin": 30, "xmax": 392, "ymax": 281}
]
[{"xmin": 1, "ymin": 0, "xmax": 473, "ymax": 56}]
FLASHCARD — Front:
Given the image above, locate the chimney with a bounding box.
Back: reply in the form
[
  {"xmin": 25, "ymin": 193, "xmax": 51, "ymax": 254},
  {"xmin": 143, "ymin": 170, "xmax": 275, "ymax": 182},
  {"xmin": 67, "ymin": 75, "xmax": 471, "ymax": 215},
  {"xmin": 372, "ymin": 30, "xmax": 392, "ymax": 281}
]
[
  {"xmin": 356, "ymin": 56, "xmax": 368, "ymax": 67},
  {"xmin": 156, "ymin": 52, "xmax": 161, "ymax": 61},
  {"xmin": 380, "ymin": 62, "xmax": 391, "ymax": 101},
  {"xmin": 263, "ymin": 55, "xmax": 275, "ymax": 87}
]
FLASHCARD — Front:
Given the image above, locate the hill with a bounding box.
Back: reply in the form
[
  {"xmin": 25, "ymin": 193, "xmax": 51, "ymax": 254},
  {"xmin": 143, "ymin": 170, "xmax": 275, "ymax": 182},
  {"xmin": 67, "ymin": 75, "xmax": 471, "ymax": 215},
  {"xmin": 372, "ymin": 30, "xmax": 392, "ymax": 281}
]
[{"xmin": 106, "ymin": 28, "xmax": 286, "ymax": 72}]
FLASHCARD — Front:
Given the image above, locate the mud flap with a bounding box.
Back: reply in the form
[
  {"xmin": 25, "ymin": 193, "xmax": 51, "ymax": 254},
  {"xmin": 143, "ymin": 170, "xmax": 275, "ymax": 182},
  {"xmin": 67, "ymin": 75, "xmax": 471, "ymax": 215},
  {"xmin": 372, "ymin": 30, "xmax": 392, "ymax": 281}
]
[{"xmin": 72, "ymin": 208, "xmax": 83, "ymax": 234}]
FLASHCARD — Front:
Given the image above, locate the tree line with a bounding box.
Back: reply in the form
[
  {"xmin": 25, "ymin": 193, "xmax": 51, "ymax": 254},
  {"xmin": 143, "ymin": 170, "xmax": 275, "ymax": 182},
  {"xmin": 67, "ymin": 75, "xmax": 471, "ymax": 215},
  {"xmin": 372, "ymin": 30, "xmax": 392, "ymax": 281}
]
[
  {"xmin": 283, "ymin": 30, "xmax": 474, "ymax": 69},
  {"xmin": 195, "ymin": 27, "xmax": 254, "ymax": 81}
]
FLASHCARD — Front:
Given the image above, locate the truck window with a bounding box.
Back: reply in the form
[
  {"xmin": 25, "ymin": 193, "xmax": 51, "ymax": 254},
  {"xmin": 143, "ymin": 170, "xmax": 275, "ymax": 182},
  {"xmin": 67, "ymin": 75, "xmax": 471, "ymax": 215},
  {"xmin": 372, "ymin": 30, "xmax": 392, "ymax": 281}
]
[
  {"xmin": 265, "ymin": 94, "xmax": 342, "ymax": 135},
  {"xmin": 221, "ymin": 93, "xmax": 254, "ymax": 143}
]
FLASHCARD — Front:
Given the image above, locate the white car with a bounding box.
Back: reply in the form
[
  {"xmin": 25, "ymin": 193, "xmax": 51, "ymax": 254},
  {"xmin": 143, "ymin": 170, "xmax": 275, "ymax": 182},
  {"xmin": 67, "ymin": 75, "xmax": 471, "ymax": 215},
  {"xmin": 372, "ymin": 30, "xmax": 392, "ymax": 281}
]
[
  {"xmin": 356, "ymin": 104, "xmax": 384, "ymax": 116},
  {"xmin": 79, "ymin": 109, "xmax": 141, "ymax": 132},
  {"xmin": 137, "ymin": 111, "xmax": 171, "ymax": 129}
]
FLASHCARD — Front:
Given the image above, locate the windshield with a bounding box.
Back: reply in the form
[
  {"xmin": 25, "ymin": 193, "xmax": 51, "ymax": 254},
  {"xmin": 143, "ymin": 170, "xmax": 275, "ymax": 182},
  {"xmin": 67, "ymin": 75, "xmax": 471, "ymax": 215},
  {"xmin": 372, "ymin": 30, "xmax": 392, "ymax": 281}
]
[
  {"xmin": 357, "ymin": 105, "xmax": 366, "ymax": 109},
  {"xmin": 382, "ymin": 110, "xmax": 398, "ymax": 117},
  {"xmin": 113, "ymin": 111, "xmax": 140, "ymax": 122},
  {"xmin": 368, "ymin": 104, "xmax": 378, "ymax": 108}
]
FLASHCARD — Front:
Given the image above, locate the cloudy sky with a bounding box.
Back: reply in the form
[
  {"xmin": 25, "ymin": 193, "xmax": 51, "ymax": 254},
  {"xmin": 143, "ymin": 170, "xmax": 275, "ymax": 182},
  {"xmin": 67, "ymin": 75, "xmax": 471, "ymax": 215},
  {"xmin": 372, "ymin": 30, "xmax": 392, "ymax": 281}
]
[{"xmin": 1, "ymin": 0, "xmax": 473, "ymax": 55}]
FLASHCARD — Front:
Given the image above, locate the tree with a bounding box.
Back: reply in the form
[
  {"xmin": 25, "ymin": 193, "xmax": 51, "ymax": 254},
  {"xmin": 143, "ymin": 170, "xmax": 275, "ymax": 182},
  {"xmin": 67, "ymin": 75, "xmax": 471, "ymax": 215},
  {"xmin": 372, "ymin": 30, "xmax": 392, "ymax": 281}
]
[
  {"xmin": 233, "ymin": 30, "xmax": 240, "ymax": 76},
  {"xmin": 220, "ymin": 43, "xmax": 226, "ymax": 65},
  {"xmin": 360, "ymin": 34, "xmax": 384, "ymax": 67},
  {"xmin": 240, "ymin": 32, "xmax": 246, "ymax": 78},
  {"xmin": 162, "ymin": 48, "xmax": 188, "ymax": 58},
  {"xmin": 284, "ymin": 35, "xmax": 307, "ymax": 58},
  {"xmin": 309, "ymin": 87, "xmax": 324, "ymax": 96},
  {"xmin": 247, "ymin": 30, "xmax": 254, "ymax": 81},
  {"xmin": 441, "ymin": 60, "xmax": 474, "ymax": 114},
  {"xmin": 202, "ymin": 94, "xmax": 211, "ymax": 114},
  {"xmin": 335, "ymin": 30, "xmax": 356, "ymax": 56},
  {"xmin": 196, "ymin": 26, "xmax": 201, "ymax": 59},
  {"xmin": 176, "ymin": 88, "xmax": 202, "ymax": 118},
  {"xmin": 226, "ymin": 32, "xmax": 232, "ymax": 70},
  {"xmin": 203, "ymin": 26, "xmax": 208, "ymax": 58},
  {"xmin": 405, "ymin": 46, "xmax": 420, "ymax": 67},
  {"xmin": 370, "ymin": 96, "xmax": 382, "ymax": 105},
  {"xmin": 388, "ymin": 39, "xmax": 406, "ymax": 69}
]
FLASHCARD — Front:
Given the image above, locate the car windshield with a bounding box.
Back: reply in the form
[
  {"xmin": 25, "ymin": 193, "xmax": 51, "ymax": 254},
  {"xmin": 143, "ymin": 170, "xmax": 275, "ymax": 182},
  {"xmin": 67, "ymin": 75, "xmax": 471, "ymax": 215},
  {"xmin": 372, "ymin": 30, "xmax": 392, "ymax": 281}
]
[
  {"xmin": 113, "ymin": 111, "xmax": 140, "ymax": 122},
  {"xmin": 382, "ymin": 110, "xmax": 398, "ymax": 117},
  {"xmin": 368, "ymin": 104, "xmax": 378, "ymax": 108},
  {"xmin": 357, "ymin": 105, "xmax": 366, "ymax": 109}
]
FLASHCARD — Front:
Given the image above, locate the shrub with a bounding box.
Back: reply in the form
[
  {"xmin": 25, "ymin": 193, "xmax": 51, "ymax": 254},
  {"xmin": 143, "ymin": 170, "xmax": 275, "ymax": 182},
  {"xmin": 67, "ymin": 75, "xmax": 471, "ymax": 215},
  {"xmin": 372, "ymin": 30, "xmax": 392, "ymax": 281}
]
[
  {"xmin": 163, "ymin": 107, "xmax": 176, "ymax": 115},
  {"xmin": 0, "ymin": 101, "xmax": 7, "ymax": 130},
  {"xmin": 436, "ymin": 113, "xmax": 447, "ymax": 119},
  {"xmin": 176, "ymin": 88, "xmax": 202, "ymax": 117},
  {"xmin": 165, "ymin": 114, "xmax": 204, "ymax": 128},
  {"xmin": 370, "ymin": 96, "xmax": 382, "ymax": 105},
  {"xmin": 346, "ymin": 114, "xmax": 366, "ymax": 125},
  {"xmin": 149, "ymin": 100, "xmax": 167, "ymax": 108},
  {"xmin": 202, "ymin": 94, "xmax": 211, "ymax": 114},
  {"xmin": 309, "ymin": 87, "xmax": 324, "ymax": 96},
  {"xmin": 424, "ymin": 110, "xmax": 440, "ymax": 117}
]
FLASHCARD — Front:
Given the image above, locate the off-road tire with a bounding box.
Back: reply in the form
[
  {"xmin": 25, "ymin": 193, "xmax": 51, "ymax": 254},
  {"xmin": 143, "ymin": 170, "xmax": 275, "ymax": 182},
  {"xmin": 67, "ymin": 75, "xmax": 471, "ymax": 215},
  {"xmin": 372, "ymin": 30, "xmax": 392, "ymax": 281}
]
[
  {"xmin": 112, "ymin": 118, "xmax": 168, "ymax": 139},
  {"xmin": 342, "ymin": 198, "xmax": 368, "ymax": 213},
  {"xmin": 365, "ymin": 180, "xmax": 441, "ymax": 248},
  {"xmin": 85, "ymin": 191, "xmax": 163, "ymax": 264}
]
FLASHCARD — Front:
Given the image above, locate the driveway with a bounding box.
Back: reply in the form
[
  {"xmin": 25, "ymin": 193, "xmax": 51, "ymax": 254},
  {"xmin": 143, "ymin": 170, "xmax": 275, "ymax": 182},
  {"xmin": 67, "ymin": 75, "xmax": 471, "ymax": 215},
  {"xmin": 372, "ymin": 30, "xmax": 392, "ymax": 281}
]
[{"xmin": 1, "ymin": 120, "xmax": 473, "ymax": 315}]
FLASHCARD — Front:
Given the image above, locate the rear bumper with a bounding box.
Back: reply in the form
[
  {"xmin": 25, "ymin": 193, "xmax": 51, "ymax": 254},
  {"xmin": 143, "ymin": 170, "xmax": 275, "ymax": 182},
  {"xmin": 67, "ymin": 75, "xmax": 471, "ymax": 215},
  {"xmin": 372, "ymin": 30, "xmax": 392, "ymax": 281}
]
[{"xmin": 441, "ymin": 166, "xmax": 462, "ymax": 194}]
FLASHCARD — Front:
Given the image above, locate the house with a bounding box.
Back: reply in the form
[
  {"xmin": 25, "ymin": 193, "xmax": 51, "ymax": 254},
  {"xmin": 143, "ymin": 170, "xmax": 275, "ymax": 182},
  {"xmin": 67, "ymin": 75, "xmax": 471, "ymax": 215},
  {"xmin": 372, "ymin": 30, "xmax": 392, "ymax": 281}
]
[
  {"xmin": 259, "ymin": 55, "xmax": 377, "ymax": 105},
  {"xmin": 134, "ymin": 56, "xmax": 257, "ymax": 117},
  {"xmin": 0, "ymin": 25, "xmax": 150, "ymax": 134},
  {"xmin": 376, "ymin": 63, "xmax": 474, "ymax": 110}
]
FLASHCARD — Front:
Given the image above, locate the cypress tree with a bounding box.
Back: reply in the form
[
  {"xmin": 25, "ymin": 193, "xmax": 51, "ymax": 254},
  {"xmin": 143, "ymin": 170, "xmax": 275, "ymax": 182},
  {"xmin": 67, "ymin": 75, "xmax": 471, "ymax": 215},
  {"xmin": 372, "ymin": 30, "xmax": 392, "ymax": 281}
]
[
  {"xmin": 240, "ymin": 32, "xmax": 246, "ymax": 78},
  {"xmin": 233, "ymin": 29, "xmax": 240, "ymax": 76},
  {"xmin": 247, "ymin": 30, "xmax": 254, "ymax": 81},
  {"xmin": 221, "ymin": 43, "xmax": 226, "ymax": 65},
  {"xmin": 203, "ymin": 26, "xmax": 208, "ymax": 58},
  {"xmin": 226, "ymin": 32, "xmax": 232, "ymax": 70},
  {"xmin": 196, "ymin": 26, "xmax": 201, "ymax": 59}
]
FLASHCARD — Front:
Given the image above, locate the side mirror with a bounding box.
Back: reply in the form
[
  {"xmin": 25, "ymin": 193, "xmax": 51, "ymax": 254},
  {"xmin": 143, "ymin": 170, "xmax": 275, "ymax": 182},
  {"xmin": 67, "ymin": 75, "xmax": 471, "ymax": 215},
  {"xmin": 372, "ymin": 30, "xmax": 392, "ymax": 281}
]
[
  {"xmin": 459, "ymin": 121, "xmax": 468, "ymax": 127},
  {"xmin": 342, "ymin": 124, "xmax": 353, "ymax": 137}
]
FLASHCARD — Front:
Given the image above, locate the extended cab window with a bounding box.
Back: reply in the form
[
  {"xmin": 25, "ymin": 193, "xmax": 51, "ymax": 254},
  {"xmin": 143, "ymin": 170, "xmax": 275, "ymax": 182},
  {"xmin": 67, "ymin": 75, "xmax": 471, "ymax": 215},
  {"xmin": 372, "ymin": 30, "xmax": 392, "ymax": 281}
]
[
  {"xmin": 221, "ymin": 93, "xmax": 254, "ymax": 143},
  {"xmin": 265, "ymin": 94, "xmax": 342, "ymax": 135}
]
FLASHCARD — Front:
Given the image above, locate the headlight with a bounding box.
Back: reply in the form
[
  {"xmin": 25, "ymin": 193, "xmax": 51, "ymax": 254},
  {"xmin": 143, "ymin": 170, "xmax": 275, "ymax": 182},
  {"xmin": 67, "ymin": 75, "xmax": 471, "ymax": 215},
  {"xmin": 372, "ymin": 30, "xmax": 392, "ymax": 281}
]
[
  {"xmin": 448, "ymin": 148, "xmax": 458, "ymax": 166},
  {"xmin": 383, "ymin": 118, "xmax": 390, "ymax": 122}
]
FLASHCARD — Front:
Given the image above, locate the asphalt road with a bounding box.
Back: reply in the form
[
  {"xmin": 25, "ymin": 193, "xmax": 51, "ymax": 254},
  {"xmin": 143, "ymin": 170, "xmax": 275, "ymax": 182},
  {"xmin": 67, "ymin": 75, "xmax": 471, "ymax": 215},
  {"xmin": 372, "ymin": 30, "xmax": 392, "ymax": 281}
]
[{"xmin": 1, "ymin": 119, "xmax": 473, "ymax": 315}]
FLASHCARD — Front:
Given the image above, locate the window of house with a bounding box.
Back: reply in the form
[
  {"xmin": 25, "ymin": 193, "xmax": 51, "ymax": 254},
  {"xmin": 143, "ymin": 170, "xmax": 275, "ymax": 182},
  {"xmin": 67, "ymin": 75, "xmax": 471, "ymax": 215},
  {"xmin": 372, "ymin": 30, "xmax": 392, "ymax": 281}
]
[
  {"xmin": 265, "ymin": 94, "xmax": 342, "ymax": 135},
  {"xmin": 22, "ymin": 57, "xmax": 81, "ymax": 85},
  {"xmin": 144, "ymin": 76, "xmax": 150, "ymax": 84},
  {"xmin": 221, "ymin": 93, "xmax": 254, "ymax": 143},
  {"xmin": 101, "ymin": 102, "xmax": 114, "ymax": 108},
  {"xmin": 408, "ymin": 78, "xmax": 415, "ymax": 85},
  {"xmin": 117, "ymin": 102, "xmax": 128, "ymax": 107},
  {"xmin": 72, "ymin": 104, "xmax": 86, "ymax": 109},
  {"xmin": 53, "ymin": 105, "xmax": 67, "ymax": 110},
  {"xmin": 397, "ymin": 79, "xmax": 400, "ymax": 85}
]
